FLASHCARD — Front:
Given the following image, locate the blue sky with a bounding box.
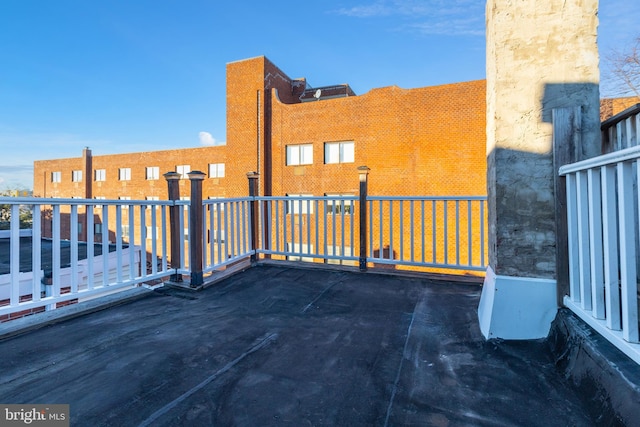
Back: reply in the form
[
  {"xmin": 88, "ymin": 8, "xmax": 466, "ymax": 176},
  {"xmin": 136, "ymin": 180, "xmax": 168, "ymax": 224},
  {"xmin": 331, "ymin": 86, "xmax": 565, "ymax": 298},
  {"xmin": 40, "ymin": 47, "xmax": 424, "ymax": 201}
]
[{"xmin": 1, "ymin": 0, "xmax": 638, "ymax": 190}]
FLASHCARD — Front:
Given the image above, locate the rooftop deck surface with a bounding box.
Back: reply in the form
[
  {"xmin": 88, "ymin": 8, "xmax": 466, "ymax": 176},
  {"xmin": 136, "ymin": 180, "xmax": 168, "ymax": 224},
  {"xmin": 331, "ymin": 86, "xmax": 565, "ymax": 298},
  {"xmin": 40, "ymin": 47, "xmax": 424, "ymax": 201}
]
[{"xmin": 0, "ymin": 264, "xmax": 592, "ymax": 426}]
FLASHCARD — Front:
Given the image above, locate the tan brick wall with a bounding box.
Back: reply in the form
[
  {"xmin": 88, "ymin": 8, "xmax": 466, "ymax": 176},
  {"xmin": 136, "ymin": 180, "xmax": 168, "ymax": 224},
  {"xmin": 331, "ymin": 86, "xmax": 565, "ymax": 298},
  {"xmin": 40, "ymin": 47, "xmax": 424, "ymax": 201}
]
[{"xmin": 600, "ymin": 96, "xmax": 640, "ymax": 121}]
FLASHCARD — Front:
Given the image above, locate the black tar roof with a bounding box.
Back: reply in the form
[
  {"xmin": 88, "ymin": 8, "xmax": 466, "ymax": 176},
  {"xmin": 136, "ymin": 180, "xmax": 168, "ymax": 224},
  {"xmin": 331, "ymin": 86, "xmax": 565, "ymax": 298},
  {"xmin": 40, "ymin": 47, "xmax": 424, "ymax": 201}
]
[{"xmin": 0, "ymin": 264, "xmax": 593, "ymax": 426}]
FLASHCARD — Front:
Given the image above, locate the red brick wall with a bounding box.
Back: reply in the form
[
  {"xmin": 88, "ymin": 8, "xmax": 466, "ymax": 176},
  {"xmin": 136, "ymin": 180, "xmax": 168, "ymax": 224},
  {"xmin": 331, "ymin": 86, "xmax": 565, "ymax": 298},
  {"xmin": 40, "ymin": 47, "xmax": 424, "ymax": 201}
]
[
  {"xmin": 31, "ymin": 57, "xmax": 488, "ymax": 272},
  {"xmin": 270, "ymin": 80, "xmax": 487, "ymax": 197},
  {"xmin": 35, "ymin": 146, "xmax": 232, "ymax": 200},
  {"xmin": 33, "ymin": 58, "xmax": 487, "ymax": 201}
]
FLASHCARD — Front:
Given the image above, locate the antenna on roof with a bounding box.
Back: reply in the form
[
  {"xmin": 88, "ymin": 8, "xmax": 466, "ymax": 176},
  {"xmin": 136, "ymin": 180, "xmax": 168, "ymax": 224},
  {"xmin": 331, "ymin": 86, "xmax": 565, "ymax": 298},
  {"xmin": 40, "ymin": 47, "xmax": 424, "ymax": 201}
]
[{"xmin": 314, "ymin": 89, "xmax": 322, "ymax": 100}]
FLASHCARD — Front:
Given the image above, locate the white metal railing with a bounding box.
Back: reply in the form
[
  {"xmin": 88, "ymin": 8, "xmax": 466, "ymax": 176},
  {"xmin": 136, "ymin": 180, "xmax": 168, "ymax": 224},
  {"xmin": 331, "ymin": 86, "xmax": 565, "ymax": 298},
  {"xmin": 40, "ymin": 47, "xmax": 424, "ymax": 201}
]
[
  {"xmin": 367, "ymin": 196, "xmax": 487, "ymax": 271},
  {"xmin": 254, "ymin": 195, "xmax": 487, "ymax": 271},
  {"xmin": 1, "ymin": 192, "xmax": 489, "ymax": 320},
  {"xmin": 559, "ymin": 144, "xmax": 640, "ymax": 364},
  {"xmin": 601, "ymin": 104, "xmax": 640, "ymax": 153},
  {"xmin": 256, "ymin": 196, "xmax": 359, "ymax": 265},
  {"xmin": 0, "ymin": 197, "xmax": 174, "ymax": 318},
  {"xmin": 201, "ymin": 197, "xmax": 253, "ymax": 273}
]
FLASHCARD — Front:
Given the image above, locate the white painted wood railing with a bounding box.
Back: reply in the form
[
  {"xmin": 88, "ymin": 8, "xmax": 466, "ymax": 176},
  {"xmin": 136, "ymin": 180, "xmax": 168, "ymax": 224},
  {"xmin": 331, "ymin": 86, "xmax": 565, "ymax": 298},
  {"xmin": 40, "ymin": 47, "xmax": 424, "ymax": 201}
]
[
  {"xmin": 256, "ymin": 196, "xmax": 359, "ymax": 265},
  {"xmin": 601, "ymin": 104, "xmax": 640, "ymax": 153},
  {"xmin": 1, "ymin": 193, "xmax": 488, "ymax": 320},
  {"xmin": 559, "ymin": 145, "xmax": 640, "ymax": 364},
  {"xmin": 201, "ymin": 198, "xmax": 254, "ymax": 273},
  {"xmin": 0, "ymin": 197, "xmax": 174, "ymax": 318},
  {"xmin": 367, "ymin": 196, "xmax": 487, "ymax": 271},
  {"xmin": 254, "ymin": 195, "xmax": 487, "ymax": 272}
]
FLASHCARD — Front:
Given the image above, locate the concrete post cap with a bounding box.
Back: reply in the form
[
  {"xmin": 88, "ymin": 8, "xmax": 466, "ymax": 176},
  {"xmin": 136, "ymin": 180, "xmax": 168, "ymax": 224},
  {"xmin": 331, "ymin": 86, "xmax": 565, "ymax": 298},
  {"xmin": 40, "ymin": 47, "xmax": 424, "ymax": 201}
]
[
  {"xmin": 163, "ymin": 171, "xmax": 181, "ymax": 180},
  {"xmin": 187, "ymin": 170, "xmax": 206, "ymax": 180},
  {"xmin": 358, "ymin": 166, "xmax": 370, "ymax": 182}
]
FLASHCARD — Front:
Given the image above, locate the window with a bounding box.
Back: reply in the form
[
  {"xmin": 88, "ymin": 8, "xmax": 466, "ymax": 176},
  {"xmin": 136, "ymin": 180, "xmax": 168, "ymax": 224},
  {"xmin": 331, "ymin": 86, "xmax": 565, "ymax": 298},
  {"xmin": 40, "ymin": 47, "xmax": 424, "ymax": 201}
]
[
  {"xmin": 51, "ymin": 171, "xmax": 61, "ymax": 183},
  {"xmin": 176, "ymin": 165, "xmax": 190, "ymax": 179},
  {"xmin": 324, "ymin": 141, "xmax": 354, "ymax": 164},
  {"xmin": 286, "ymin": 243, "xmax": 314, "ymax": 262},
  {"xmin": 208, "ymin": 197, "xmax": 225, "ymax": 211},
  {"xmin": 286, "ymin": 194, "xmax": 314, "ymax": 214},
  {"xmin": 94, "ymin": 196, "xmax": 105, "ymax": 210},
  {"xmin": 94, "ymin": 223, "xmax": 103, "ymax": 235},
  {"xmin": 210, "ymin": 230, "xmax": 225, "ymax": 243},
  {"xmin": 146, "ymin": 226, "xmax": 159, "ymax": 239},
  {"xmin": 72, "ymin": 170, "xmax": 82, "ymax": 182},
  {"xmin": 180, "ymin": 196, "xmax": 190, "ymax": 211},
  {"xmin": 146, "ymin": 166, "xmax": 160, "ymax": 180},
  {"xmin": 325, "ymin": 194, "xmax": 354, "ymax": 214},
  {"xmin": 121, "ymin": 224, "xmax": 130, "ymax": 239},
  {"xmin": 119, "ymin": 168, "xmax": 131, "ymax": 181},
  {"xmin": 95, "ymin": 169, "xmax": 106, "ymax": 182},
  {"xmin": 146, "ymin": 196, "xmax": 160, "ymax": 210},
  {"xmin": 208, "ymin": 163, "xmax": 225, "ymax": 178},
  {"xmin": 119, "ymin": 196, "xmax": 131, "ymax": 210},
  {"xmin": 286, "ymin": 144, "xmax": 313, "ymax": 166},
  {"xmin": 326, "ymin": 245, "xmax": 356, "ymax": 266}
]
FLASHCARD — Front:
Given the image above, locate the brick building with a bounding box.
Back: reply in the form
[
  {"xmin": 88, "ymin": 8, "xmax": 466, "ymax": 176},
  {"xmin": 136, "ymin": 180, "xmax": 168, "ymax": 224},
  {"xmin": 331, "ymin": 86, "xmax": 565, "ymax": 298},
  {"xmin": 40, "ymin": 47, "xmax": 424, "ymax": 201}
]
[
  {"xmin": 32, "ymin": 56, "xmax": 487, "ymax": 271},
  {"xmin": 33, "ymin": 57, "xmax": 638, "ymax": 272},
  {"xmin": 33, "ymin": 56, "xmax": 487, "ymax": 202},
  {"xmin": 600, "ymin": 95, "xmax": 640, "ymax": 122}
]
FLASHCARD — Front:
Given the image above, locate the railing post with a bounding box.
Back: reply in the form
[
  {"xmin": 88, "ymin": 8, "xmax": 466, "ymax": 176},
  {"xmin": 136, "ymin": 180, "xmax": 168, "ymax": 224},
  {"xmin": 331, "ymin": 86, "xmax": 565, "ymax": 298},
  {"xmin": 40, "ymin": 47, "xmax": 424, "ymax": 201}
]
[
  {"xmin": 164, "ymin": 171, "xmax": 182, "ymax": 283},
  {"xmin": 552, "ymin": 107, "xmax": 580, "ymax": 307},
  {"xmin": 188, "ymin": 171, "xmax": 206, "ymax": 287},
  {"xmin": 247, "ymin": 172, "xmax": 260, "ymax": 263},
  {"xmin": 358, "ymin": 166, "xmax": 370, "ymax": 272}
]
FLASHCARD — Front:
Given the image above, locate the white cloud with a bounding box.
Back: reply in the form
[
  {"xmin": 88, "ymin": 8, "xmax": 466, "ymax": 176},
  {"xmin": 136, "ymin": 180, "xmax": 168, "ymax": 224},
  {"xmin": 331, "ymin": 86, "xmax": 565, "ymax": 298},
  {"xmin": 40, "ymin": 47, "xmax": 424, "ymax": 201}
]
[
  {"xmin": 335, "ymin": 2, "xmax": 392, "ymax": 17},
  {"xmin": 199, "ymin": 131, "xmax": 225, "ymax": 146},
  {"xmin": 331, "ymin": 0, "xmax": 484, "ymax": 37}
]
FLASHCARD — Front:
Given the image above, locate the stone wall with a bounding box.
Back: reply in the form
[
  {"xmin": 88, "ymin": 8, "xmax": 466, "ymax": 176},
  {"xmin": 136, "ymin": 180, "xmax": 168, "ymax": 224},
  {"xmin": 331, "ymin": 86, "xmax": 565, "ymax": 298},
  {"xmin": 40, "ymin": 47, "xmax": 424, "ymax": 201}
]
[{"xmin": 486, "ymin": 0, "xmax": 600, "ymax": 279}]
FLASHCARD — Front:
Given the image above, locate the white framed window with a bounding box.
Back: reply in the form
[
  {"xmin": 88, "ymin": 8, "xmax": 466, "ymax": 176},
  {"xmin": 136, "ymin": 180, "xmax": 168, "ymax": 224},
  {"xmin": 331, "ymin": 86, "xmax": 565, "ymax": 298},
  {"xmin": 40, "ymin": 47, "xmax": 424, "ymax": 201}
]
[
  {"xmin": 121, "ymin": 224, "xmax": 130, "ymax": 239},
  {"xmin": 286, "ymin": 194, "xmax": 314, "ymax": 214},
  {"xmin": 326, "ymin": 245, "xmax": 356, "ymax": 266},
  {"xmin": 146, "ymin": 226, "xmax": 159, "ymax": 239},
  {"xmin": 210, "ymin": 229, "xmax": 225, "ymax": 243},
  {"xmin": 94, "ymin": 223, "xmax": 103, "ymax": 235},
  {"xmin": 324, "ymin": 141, "xmax": 354, "ymax": 164},
  {"xmin": 119, "ymin": 168, "xmax": 131, "ymax": 181},
  {"xmin": 146, "ymin": 166, "xmax": 160, "ymax": 180},
  {"xmin": 119, "ymin": 196, "xmax": 131, "ymax": 210},
  {"xmin": 325, "ymin": 194, "xmax": 354, "ymax": 214},
  {"xmin": 180, "ymin": 196, "xmax": 190, "ymax": 211},
  {"xmin": 176, "ymin": 165, "xmax": 190, "ymax": 179},
  {"xmin": 146, "ymin": 196, "xmax": 160, "ymax": 210},
  {"xmin": 94, "ymin": 196, "xmax": 105, "ymax": 210},
  {"xmin": 286, "ymin": 144, "xmax": 313, "ymax": 166},
  {"xmin": 286, "ymin": 243, "xmax": 314, "ymax": 262},
  {"xmin": 95, "ymin": 169, "xmax": 106, "ymax": 182},
  {"xmin": 51, "ymin": 171, "xmax": 61, "ymax": 183},
  {"xmin": 72, "ymin": 170, "xmax": 83, "ymax": 182},
  {"xmin": 208, "ymin": 197, "xmax": 225, "ymax": 211},
  {"xmin": 208, "ymin": 163, "xmax": 225, "ymax": 178}
]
